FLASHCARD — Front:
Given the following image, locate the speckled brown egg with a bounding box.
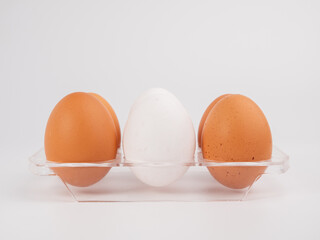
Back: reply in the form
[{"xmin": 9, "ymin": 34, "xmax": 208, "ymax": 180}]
[
  {"xmin": 201, "ymin": 94, "xmax": 272, "ymax": 189},
  {"xmin": 198, "ymin": 94, "xmax": 231, "ymax": 147}
]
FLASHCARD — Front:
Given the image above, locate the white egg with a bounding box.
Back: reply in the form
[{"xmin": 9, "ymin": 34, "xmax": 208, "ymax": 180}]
[{"xmin": 123, "ymin": 88, "xmax": 196, "ymax": 187}]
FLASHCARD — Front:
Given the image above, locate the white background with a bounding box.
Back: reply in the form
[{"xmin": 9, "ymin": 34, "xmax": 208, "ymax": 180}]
[{"xmin": 1, "ymin": 0, "xmax": 319, "ymax": 239}]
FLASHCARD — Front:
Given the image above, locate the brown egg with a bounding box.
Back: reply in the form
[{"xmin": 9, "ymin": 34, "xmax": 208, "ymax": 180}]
[
  {"xmin": 89, "ymin": 93, "xmax": 121, "ymax": 148},
  {"xmin": 201, "ymin": 94, "xmax": 272, "ymax": 189},
  {"xmin": 198, "ymin": 94, "xmax": 230, "ymax": 147},
  {"xmin": 45, "ymin": 92, "xmax": 117, "ymax": 187}
]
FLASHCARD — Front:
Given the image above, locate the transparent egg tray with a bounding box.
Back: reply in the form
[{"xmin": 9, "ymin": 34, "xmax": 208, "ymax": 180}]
[{"xmin": 29, "ymin": 146, "xmax": 289, "ymax": 202}]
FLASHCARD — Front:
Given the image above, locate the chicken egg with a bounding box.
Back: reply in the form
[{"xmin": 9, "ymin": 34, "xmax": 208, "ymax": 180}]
[
  {"xmin": 45, "ymin": 92, "xmax": 118, "ymax": 187},
  {"xmin": 200, "ymin": 94, "xmax": 272, "ymax": 189},
  {"xmin": 123, "ymin": 88, "xmax": 196, "ymax": 187}
]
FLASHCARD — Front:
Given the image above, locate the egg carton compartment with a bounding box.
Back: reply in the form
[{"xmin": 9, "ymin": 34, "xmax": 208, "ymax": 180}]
[{"xmin": 29, "ymin": 146, "xmax": 289, "ymax": 202}]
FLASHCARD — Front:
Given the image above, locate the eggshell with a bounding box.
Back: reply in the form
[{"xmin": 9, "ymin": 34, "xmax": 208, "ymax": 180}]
[
  {"xmin": 198, "ymin": 94, "xmax": 230, "ymax": 147},
  {"xmin": 201, "ymin": 94, "xmax": 272, "ymax": 189},
  {"xmin": 45, "ymin": 92, "xmax": 117, "ymax": 187},
  {"xmin": 123, "ymin": 88, "xmax": 196, "ymax": 187},
  {"xmin": 89, "ymin": 93, "xmax": 121, "ymax": 148}
]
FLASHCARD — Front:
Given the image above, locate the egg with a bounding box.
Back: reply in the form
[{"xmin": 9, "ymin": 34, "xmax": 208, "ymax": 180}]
[
  {"xmin": 45, "ymin": 92, "xmax": 118, "ymax": 187},
  {"xmin": 200, "ymin": 94, "xmax": 272, "ymax": 189},
  {"xmin": 198, "ymin": 94, "xmax": 230, "ymax": 147},
  {"xmin": 123, "ymin": 88, "xmax": 196, "ymax": 187},
  {"xmin": 89, "ymin": 93, "xmax": 121, "ymax": 148}
]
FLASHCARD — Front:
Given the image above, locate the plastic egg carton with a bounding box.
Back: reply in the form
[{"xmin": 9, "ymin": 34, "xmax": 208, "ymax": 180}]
[{"xmin": 29, "ymin": 146, "xmax": 289, "ymax": 202}]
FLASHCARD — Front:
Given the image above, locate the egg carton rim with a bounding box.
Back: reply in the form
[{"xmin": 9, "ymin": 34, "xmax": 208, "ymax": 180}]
[{"xmin": 29, "ymin": 146, "xmax": 289, "ymax": 175}]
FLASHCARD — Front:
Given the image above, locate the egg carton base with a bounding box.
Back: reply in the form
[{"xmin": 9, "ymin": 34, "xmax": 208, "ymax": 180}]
[
  {"xmin": 34, "ymin": 167, "xmax": 285, "ymax": 202},
  {"xmin": 29, "ymin": 147, "xmax": 289, "ymax": 202}
]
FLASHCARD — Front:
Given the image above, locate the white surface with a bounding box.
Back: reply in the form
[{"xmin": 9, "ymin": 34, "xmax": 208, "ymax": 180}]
[{"xmin": 1, "ymin": 0, "xmax": 320, "ymax": 239}]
